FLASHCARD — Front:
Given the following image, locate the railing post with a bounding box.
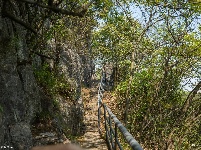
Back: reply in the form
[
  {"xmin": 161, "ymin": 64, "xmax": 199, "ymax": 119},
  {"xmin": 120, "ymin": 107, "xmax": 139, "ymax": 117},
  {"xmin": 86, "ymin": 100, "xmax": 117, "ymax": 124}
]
[
  {"xmin": 114, "ymin": 123, "xmax": 117, "ymax": 150},
  {"xmin": 98, "ymin": 106, "xmax": 100, "ymax": 132},
  {"xmin": 104, "ymin": 105, "xmax": 108, "ymax": 148},
  {"xmin": 109, "ymin": 115, "xmax": 114, "ymax": 149}
]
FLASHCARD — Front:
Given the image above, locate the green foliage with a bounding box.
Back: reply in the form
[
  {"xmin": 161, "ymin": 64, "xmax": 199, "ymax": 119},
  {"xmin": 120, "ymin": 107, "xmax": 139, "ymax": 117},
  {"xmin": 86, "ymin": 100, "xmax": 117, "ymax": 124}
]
[
  {"xmin": 34, "ymin": 64, "xmax": 55, "ymax": 89},
  {"xmin": 34, "ymin": 63, "xmax": 76, "ymax": 100},
  {"xmin": 92, "ymin": 0, "xmax": 201, "ymax": 149},
  {"xmin": 92, "ymin": 14, "xmax": 140, "ymax": 63}
]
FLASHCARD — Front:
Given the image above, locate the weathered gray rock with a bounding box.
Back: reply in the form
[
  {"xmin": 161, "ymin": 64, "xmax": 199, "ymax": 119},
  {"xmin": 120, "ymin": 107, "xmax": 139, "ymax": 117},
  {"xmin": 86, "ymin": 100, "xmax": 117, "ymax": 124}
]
[
  {"xmin": 0, "ymin": 1, "xmax": 85, "ymax": 149},
  {"xmin": 0, "ymin": 3, "xmax": 41, "ymax": 149},
  {"xmin": 36, "ymin": 42, "xmax": 85, "ymax": 137},
  {"xmin": 10, "ymin": 123, "xmax": 33, "ymax": 150},
  {"xmin": 53, "ymin": 95, "xmax": 84, "ymax": 136},
  {"xmin": 101, "ymin": 63, "xmax": 115, "ymax": 91},
  {"xmin": 33, "ymin": 132, "xmax": 70, "ymax": 146},
  {"xmin": 59, "ymin": 46, "xmax": 82, "ymax": 101}
]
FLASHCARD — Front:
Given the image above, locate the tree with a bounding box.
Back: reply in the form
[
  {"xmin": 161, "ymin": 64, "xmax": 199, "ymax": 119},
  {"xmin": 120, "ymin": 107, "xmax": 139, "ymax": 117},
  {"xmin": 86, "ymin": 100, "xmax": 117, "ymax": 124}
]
[{"xmin": 92, "ymin": 0, "xmax": 201, "ymax": 149}]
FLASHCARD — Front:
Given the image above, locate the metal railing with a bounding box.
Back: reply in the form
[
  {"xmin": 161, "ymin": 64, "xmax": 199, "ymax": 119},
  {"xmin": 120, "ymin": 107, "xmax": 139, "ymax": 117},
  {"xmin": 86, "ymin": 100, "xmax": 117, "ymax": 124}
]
[{"xmin": 97, "ymin": 80, "xmax": 143, "ymax": 150}]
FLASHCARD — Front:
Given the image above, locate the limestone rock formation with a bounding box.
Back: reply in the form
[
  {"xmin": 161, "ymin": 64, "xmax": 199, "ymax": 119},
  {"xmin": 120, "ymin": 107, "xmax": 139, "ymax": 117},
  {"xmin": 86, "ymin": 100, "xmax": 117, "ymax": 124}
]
[
  {"xmin": 0, "ymin": 1, "xmax": 85, "ymax": 149},
  {"xmin": 0, "ymin": 8, "xmax": 41, "ymax": 149}
]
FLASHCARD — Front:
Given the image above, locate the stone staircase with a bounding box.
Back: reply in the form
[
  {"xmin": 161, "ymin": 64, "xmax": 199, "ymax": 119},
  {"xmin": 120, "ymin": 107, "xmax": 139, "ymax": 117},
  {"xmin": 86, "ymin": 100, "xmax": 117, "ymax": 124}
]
[{"xmin": 76, "ymin": 87, "xmax": 108, "ymax": 150}]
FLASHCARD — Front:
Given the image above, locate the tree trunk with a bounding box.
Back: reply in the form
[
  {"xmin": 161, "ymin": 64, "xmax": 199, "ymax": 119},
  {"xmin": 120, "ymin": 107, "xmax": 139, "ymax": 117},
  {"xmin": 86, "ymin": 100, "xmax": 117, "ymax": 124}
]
[
  {"xmin": 124, "ymin": 51, "xmax": 135, "ymax": 125},
  {"xmin": 181, "ymin": 81, "xmax": 201, "ymax": 113}
]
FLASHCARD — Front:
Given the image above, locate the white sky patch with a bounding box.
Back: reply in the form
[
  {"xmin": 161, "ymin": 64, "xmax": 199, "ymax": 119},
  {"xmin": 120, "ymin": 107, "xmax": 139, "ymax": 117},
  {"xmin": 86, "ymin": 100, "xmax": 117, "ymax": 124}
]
[{"xmin": 181, "ymin": 78, "xmax": 200, "ymax": 91}]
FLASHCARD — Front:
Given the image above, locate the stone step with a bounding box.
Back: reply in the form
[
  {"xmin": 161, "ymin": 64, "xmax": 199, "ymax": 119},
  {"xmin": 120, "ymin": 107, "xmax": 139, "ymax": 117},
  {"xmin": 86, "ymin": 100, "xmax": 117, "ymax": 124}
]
[{"xmin": 78, "ymin": 88, "xmax": 108, "ymax": 150}]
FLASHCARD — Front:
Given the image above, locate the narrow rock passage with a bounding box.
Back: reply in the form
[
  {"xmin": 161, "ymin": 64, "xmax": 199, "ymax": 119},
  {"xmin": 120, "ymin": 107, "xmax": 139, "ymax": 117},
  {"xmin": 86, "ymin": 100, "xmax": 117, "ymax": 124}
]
[{"xmin": 76, "ymin": 85, "xmax": 108, "ymax": 150}]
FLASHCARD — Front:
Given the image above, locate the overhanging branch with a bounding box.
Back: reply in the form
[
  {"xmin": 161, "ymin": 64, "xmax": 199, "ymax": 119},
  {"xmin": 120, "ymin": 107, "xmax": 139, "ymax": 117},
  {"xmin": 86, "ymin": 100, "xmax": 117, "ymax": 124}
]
[
  {"xmin": 16, "ymin": 0, "xmax": 90, "ymax": 17},
  {"xmin": 3, "ymin": 11, "xmax": 37, "ymax": 34}
]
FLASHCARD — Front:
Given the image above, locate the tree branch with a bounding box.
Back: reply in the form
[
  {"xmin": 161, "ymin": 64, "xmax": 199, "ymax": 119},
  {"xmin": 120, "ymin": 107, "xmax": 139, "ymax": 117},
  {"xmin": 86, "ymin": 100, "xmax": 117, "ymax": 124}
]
[
  {"xmin": 16, "ymin": 0, "xmax": 90, "ymax": 17},
  {"xmin": 32, "ymin": 51, "xmax": 54, "ymax": 60},
  {"xmin": 3, "ymin": 11, "xmax": 37, "ymax": 34}
]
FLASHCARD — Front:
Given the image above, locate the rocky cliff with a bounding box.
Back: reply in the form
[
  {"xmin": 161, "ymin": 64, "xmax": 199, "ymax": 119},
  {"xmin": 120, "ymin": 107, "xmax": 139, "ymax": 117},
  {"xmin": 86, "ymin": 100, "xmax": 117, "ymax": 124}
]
[
  {"xmin": 0, "ymin": 9, "xmax": 40, "ymax": 150},
  {"xmin": 0, "ymin": 1, "xmax": 85, "ymax": 149}
]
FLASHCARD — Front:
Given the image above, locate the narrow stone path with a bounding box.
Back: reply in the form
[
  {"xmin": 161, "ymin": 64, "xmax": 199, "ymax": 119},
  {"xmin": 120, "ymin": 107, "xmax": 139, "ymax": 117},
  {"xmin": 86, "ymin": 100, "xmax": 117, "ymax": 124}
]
[{"xmin": 76, "ymin": 86, "xmax": 108, "ymax": 150}]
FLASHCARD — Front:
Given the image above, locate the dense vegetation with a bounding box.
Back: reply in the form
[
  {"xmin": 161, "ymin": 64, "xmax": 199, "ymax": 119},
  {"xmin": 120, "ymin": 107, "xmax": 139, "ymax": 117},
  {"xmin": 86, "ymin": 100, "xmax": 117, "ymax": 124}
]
[
  {"xmin": 92, "ymin": 0, "xmax": 201, "ymax": 149},
  {"xmin": 1, "ymin": 0, "xmax": 200, "ymax": 149}
]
